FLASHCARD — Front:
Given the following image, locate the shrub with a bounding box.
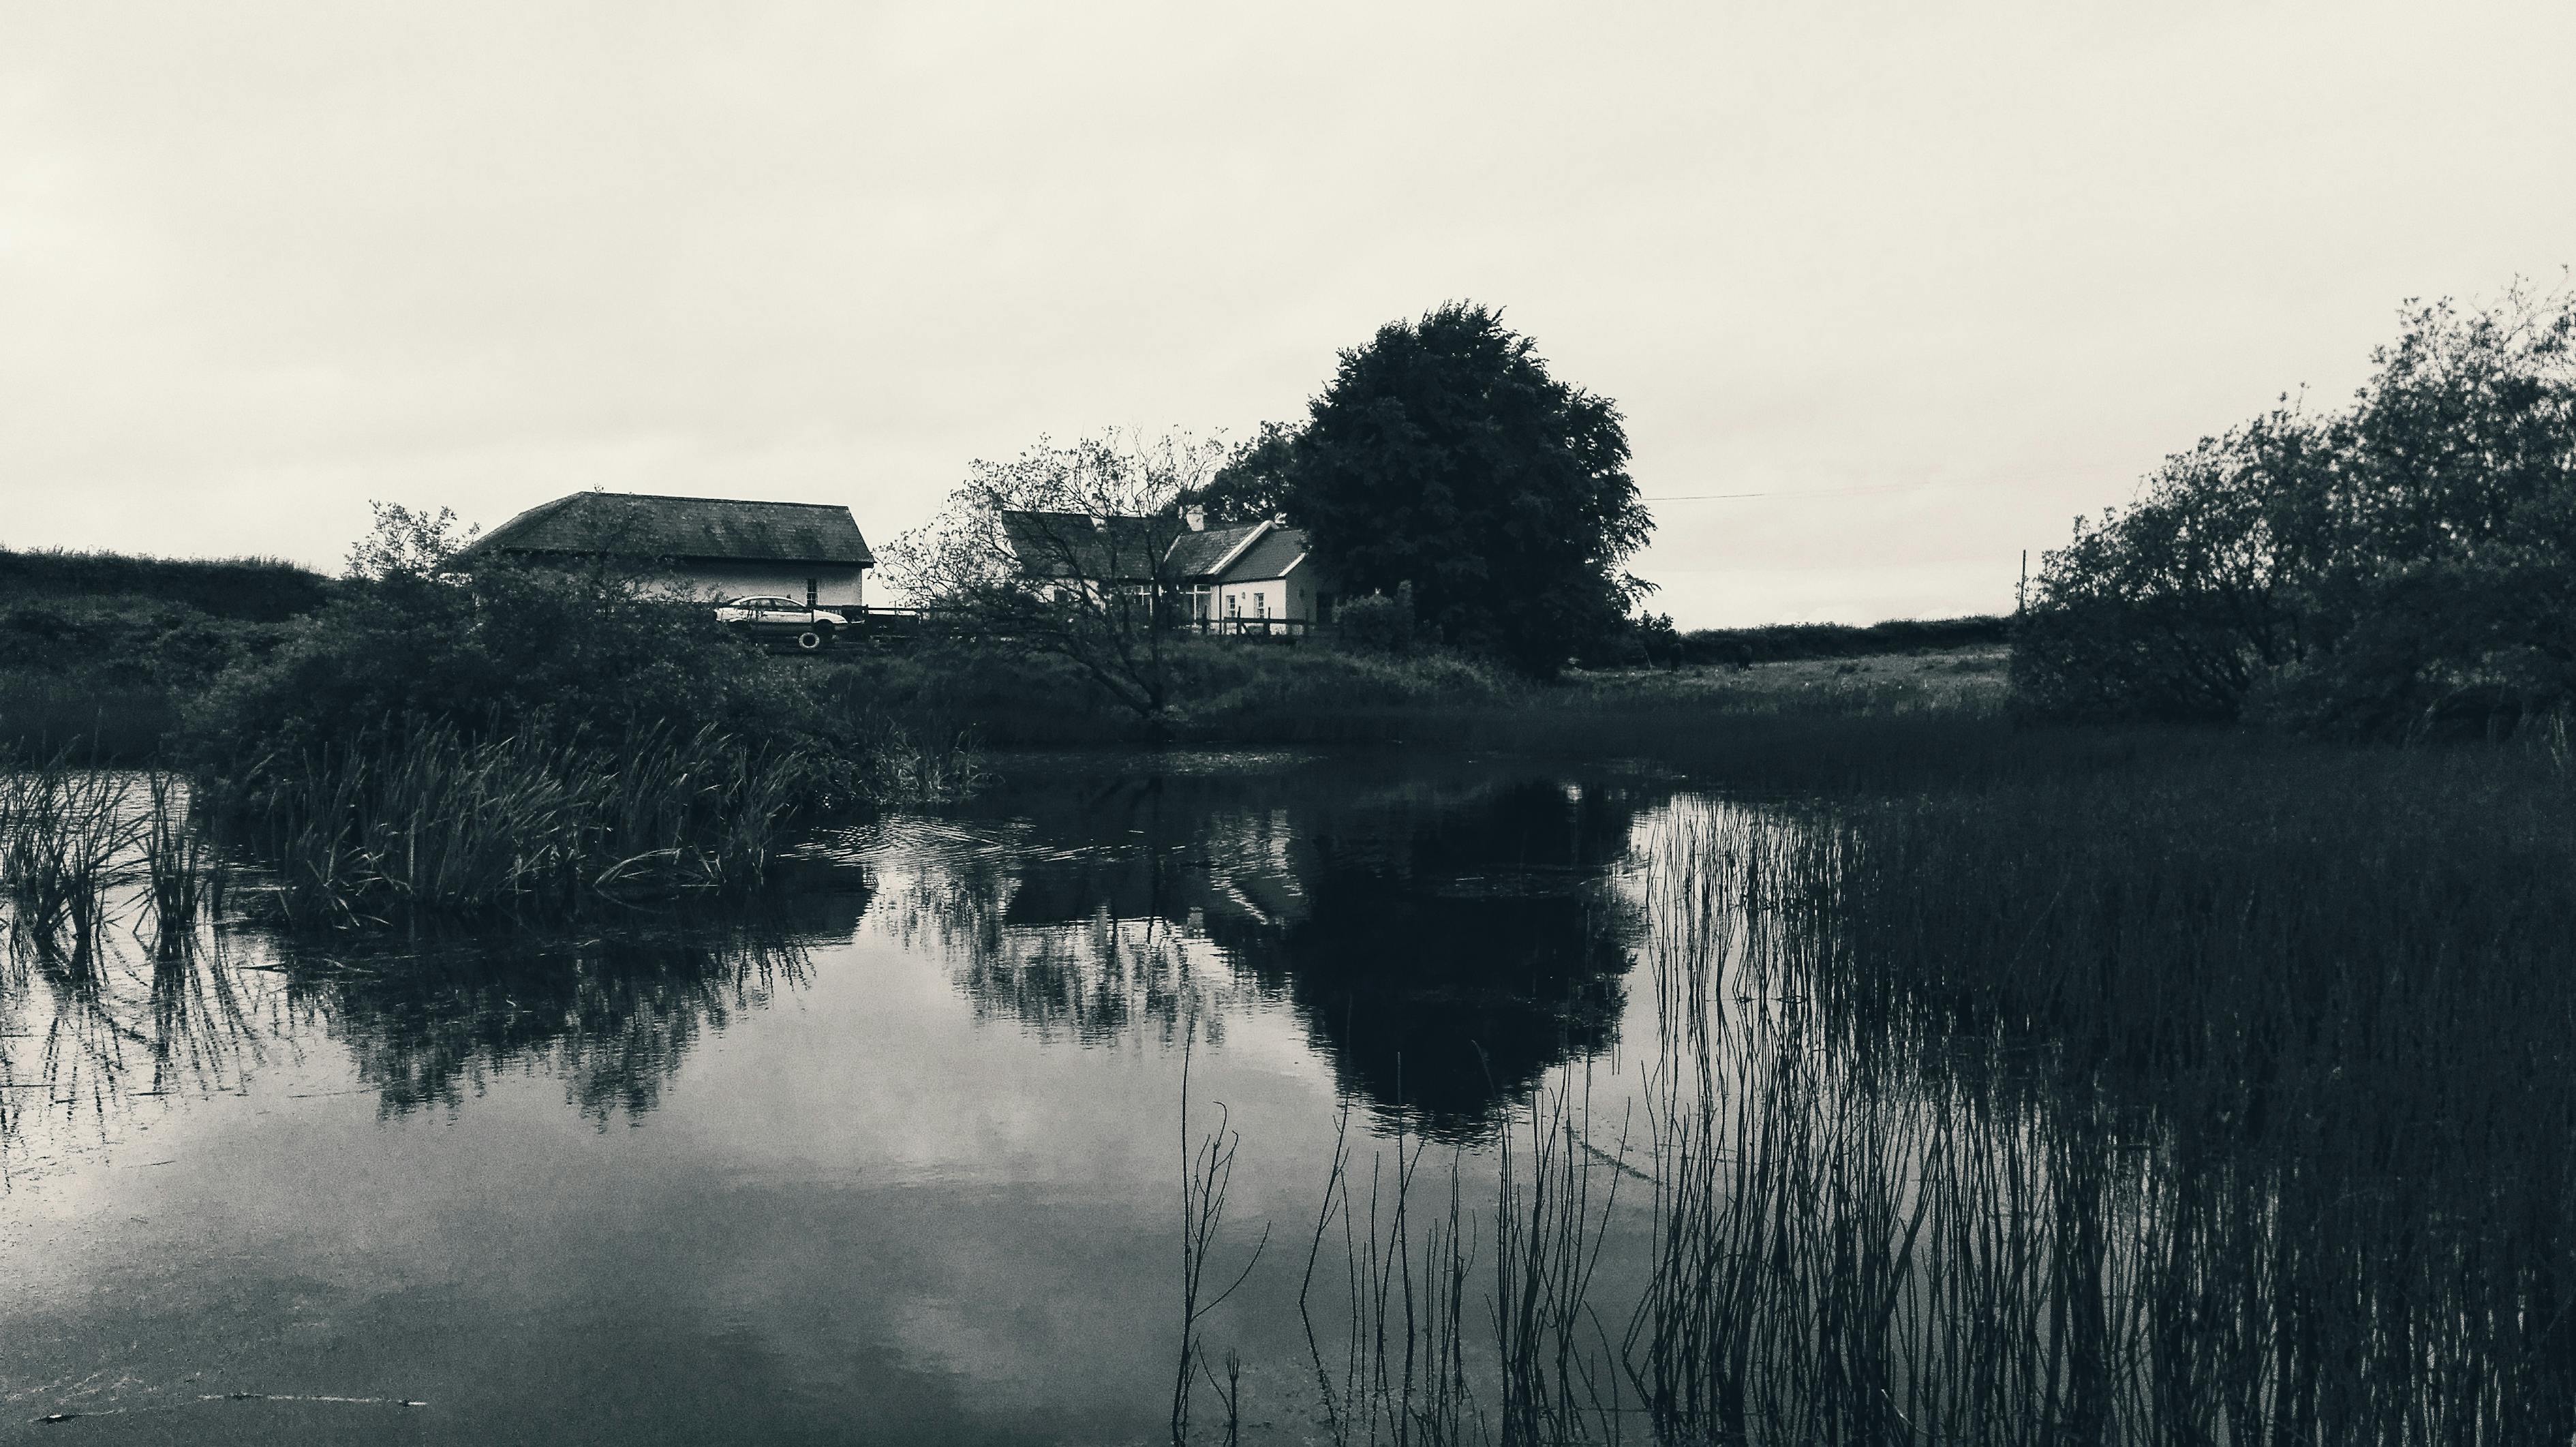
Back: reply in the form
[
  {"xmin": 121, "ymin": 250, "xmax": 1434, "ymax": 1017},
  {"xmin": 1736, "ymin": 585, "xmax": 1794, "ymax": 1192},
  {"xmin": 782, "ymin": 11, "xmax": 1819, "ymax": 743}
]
[
  {"xmin": 0, "ymin": 672, "xmax": 177, "ymax": 762},
  {"xmin": 0, "ymin": 596, "xmax": 292, "ymax": 688},
  {"xmin": 1336, "ymin": 588, "xmax": 1416, "ymax": 655},
  {"xmin": 2015, "ymin": 282, "xmax": 2576, "ymax": 735},
  {"xmin": 184, "ymin": 558, "xmax": 829, "ymax": 773}
]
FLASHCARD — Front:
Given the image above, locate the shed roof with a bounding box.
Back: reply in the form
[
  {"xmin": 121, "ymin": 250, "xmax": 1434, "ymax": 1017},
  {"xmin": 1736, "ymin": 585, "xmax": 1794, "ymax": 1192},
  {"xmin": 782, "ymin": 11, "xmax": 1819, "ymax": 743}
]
[{"xmin": 467, "ymin": 492, "xmax": 875, "ymax": 566}]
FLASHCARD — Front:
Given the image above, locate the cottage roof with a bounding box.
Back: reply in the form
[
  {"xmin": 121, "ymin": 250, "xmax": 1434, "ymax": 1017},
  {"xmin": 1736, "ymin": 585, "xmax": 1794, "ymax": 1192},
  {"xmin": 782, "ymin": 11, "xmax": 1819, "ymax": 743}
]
[
  {"xmin": 1218, "ymin": 526, "xmax": 1312, "ymax": 581},
  {"xmin": 467, "ymin": 491, "xmax": 875, "ymax": 566},
  {"xmin": 1000, "ymin": 510, "xmax": 1175, "ymax": 581},
  {"xmin": 997, "ymin": 510, "xmax": 1323, "ymax": 585},
  {"xmin": 1165, "ymin": 522, "xmax": 1268, "ymax": 580}
]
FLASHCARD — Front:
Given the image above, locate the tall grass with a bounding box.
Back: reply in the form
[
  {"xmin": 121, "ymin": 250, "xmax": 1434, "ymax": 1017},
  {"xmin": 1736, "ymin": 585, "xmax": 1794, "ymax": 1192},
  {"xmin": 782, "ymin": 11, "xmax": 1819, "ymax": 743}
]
[
  {"xmin": 1764, "ymin": 745, "xmax": 2576, "ymax": 1442},
  {"xmin": 1288, "ymin": 1078, "xmax": 1634, "ymax": 1447},
  {"xmin": 224, "ymin": 720, "xmax": 818, "ymax": 923},
  {"xmin": 139, "ymin": 769, "xmax": 208, "ymax": 954},
  {"xmin": 0, "ymin": 757, "xmax": 142, "ymax": 972},
  {"xmin": 1255, "ymin": 741, "xmax": 2576, "ymax": 1444}
]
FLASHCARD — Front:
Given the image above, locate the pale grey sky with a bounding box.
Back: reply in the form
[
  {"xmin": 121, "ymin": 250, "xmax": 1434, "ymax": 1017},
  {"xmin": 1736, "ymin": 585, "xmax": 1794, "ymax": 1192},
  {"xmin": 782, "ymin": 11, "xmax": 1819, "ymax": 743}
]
[{"xmin": 4, "ymin": 1, "xmax": 2570, "ymax": 626}]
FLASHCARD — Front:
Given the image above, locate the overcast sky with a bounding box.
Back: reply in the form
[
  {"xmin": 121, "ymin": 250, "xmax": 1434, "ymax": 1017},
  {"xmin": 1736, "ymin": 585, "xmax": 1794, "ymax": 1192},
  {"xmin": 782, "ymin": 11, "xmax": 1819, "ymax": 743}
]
[{"xmin": 5, "ymin": 2, "xmax": 2571, "ymax": 626}]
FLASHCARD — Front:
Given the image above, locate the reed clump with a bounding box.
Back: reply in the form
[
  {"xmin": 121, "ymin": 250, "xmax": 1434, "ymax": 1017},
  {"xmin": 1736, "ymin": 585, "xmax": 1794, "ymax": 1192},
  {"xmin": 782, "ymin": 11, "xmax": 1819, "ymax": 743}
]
[
  {"xmin": 0, "ymin": 756, "xmax": 143, "ymax": 971},
  {"xmin": 138, "ymin": 769, "xmax": 209, "ymax": 954},
  {"xmin": 220, "ymin": 720, "xmax": 829, "ymax": 924}
]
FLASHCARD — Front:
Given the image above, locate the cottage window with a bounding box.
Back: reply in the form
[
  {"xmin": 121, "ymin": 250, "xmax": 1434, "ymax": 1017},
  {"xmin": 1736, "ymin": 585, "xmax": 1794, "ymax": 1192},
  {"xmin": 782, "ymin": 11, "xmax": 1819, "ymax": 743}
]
[{"xmin": 806, "ymin": 578, "xmax": 818, "ymax": 607}]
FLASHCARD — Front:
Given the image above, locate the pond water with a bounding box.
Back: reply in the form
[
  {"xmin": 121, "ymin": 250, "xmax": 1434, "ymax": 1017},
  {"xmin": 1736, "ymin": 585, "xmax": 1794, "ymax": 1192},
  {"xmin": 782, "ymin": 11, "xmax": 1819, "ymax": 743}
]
[
  {"xmin": 3, "ymin": 750, "xmax": 2563, "ymax": 1444},
  {"xmin": 0, "ymin": 752, "xmax": 1684, "ymax": 1444}
]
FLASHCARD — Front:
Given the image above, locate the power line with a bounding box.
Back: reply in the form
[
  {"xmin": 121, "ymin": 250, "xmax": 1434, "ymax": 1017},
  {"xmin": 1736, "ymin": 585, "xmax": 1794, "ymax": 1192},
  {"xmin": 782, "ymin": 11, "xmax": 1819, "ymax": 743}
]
[{"xmin": 1641, "ymin": 481, "xmax": 1937, "ymax": 503}]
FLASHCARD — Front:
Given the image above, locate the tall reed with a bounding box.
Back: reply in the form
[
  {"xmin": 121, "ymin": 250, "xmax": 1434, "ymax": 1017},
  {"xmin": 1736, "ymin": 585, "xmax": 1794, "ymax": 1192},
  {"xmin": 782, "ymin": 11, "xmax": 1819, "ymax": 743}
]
[
  {"xmin": 138, "ymin": 768, "xmax": 207, "ymax": 956},
  {"xmin": 1268, "ymin": 744, "xmax": 2576, "ymax": 1444},
  {"xmin": 228, "ymin": 720, "xmax": 814, "ymax": 921},
  {"xmin": 0, "ymin": 754, "xmax": 142, "ymax": 972}
]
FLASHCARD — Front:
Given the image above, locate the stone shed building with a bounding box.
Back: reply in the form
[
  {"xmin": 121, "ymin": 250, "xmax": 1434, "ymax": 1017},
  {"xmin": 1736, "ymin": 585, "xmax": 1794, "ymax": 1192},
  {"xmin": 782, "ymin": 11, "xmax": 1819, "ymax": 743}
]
[{"xmin": 465, "ymin": 491, "xmax": 876, "ymax": 608}]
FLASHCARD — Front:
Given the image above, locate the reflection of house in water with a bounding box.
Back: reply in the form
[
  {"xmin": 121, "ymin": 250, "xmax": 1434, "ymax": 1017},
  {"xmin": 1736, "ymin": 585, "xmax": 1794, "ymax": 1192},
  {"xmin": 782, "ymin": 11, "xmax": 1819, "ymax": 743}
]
[{"xmin": 932, "ymin": 761, "xmax": 1647, "ymax": 1138}]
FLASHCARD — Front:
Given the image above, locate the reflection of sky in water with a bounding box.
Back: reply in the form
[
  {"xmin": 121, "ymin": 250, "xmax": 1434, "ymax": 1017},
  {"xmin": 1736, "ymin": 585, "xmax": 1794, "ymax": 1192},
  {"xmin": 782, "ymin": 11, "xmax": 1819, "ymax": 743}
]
[{"xmin": 0, "ymin": 752, "xmax": 1684, "ymax": 1445}]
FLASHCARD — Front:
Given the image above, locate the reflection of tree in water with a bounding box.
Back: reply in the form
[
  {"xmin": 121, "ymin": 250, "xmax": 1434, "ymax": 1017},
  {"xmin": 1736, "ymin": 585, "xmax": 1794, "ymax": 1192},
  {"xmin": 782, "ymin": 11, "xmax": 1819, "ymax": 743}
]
[
  {"xmin": 904, "ymin": 761, "xmax": 1648, "ymax": 1137},
  {"xmin": 1233, "ymin": 778, "xmax": 1645, "ymax": 1139},
  {"xmin": 1, "ymin": 869, "xmax": 870, "ymax": 1155},
  {"xmin": 273, "ymin": 881, "xmax": 868, "ymax": 1123}
]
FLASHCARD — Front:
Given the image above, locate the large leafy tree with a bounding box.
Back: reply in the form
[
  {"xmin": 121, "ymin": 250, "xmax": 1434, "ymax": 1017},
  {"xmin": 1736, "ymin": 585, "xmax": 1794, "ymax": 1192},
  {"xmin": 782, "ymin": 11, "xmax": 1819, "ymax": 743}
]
[{"xmin": 1286, "ymin": 303, "xmax": 1654, "ymax": 675}]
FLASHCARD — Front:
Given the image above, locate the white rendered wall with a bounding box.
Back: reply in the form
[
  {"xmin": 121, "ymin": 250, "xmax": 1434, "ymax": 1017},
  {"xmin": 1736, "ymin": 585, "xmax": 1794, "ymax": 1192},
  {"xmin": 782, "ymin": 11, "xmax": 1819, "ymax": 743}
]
[
  {"xmin": 1215, "ymin": 570, "xmax": 1337, "ymax": 623},
  {"xmin": 641, "ymin": 564, "xmax": 868, "ymax": 608}
]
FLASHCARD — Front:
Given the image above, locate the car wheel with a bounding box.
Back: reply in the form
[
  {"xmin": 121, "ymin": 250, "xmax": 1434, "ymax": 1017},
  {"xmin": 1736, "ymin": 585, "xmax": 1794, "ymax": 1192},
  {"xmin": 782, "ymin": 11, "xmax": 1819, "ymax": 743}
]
[{"xmin": 795, "ymin": 627, "xmax": 829, "ymax": 652}]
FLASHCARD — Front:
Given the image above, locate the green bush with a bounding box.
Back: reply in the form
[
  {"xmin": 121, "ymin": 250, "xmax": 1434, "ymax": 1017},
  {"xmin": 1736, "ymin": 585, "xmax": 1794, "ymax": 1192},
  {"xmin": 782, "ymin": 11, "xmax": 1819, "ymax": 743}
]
[
  {"xmin": 1336, "ymin": 589, "xmax": 1417, "ymax": 655},
  {"xmin": 185, "ymin": 560, "xmax": 831, "ymax": 772},
  {"xmin": 0, "ymin": 671, "xmax": 177, "ymax": 762},
  {"xmin": 0, "ymin": 596, "xmax": 292, "ymax": 760},
  {"xmin": 2014, "ymin": 284, "xmax": 2576, "ymax": 735},
  {"xmin": 0, "ymin": 596, "xmax": 292, "ymax": 688}
]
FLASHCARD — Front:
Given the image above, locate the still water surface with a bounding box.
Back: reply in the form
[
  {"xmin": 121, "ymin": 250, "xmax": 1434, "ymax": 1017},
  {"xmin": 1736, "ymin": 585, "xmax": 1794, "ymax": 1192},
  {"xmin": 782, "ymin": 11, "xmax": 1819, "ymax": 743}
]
[{"xmin": 1, "ymin": 752, "xmax": 1675, "ymax": 1444}]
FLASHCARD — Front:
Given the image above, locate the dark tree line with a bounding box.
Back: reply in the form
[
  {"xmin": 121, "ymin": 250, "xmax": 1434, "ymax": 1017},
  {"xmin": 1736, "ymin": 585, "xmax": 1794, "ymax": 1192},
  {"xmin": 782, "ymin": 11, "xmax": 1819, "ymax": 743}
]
[{"xmin": 2014, "ymin": 281, "xmax": 2576, "ymax": 737}]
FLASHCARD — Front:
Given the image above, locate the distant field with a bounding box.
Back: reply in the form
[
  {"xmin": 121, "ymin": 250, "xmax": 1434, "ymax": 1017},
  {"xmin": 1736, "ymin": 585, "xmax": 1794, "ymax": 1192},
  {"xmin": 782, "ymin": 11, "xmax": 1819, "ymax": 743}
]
[{"xmin": 1569, "ymin": 645, "xmax": 2011, "ymax": 714}]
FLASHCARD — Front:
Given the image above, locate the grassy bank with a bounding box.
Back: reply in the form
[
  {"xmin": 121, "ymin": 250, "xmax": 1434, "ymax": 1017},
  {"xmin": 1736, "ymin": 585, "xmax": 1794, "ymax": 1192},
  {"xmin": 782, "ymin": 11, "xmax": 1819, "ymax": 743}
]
[
  {"xmin": 0, "ymin": 545, "xmax": 329, "ymax": 621},
  {"xmin": 823, "ymin": 636, "xmax": 2010, "ymax": 759},
  {"xmin": 1678, "ymin": 612, "xmax": 2010, "ymax": 665},
  {"xmin": 0, "ymin": 546, "xmax": 327, "ymax": 761}
]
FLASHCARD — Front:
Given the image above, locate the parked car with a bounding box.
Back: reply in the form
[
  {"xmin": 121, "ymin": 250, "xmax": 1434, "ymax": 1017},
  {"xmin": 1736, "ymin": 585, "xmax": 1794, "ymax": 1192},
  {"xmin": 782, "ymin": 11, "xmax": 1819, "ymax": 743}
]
[{"xmin": 715, "ymin": 595, "xmax": 845, "ymax": 652}]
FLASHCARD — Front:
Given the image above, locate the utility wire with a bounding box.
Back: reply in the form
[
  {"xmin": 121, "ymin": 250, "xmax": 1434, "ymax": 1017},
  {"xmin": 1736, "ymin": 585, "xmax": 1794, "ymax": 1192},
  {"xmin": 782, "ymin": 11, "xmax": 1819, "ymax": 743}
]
[{"xmin": 1642, "ymin": 481, "xmax": 1938, "ymax": 503}]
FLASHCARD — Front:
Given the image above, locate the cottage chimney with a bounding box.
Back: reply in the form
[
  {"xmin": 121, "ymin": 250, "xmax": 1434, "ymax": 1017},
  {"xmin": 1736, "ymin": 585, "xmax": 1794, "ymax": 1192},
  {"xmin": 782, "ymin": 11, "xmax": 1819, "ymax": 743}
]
[{"xmin": 1183, "ymin": 505, "xmax": 1206, "ymax": 532}]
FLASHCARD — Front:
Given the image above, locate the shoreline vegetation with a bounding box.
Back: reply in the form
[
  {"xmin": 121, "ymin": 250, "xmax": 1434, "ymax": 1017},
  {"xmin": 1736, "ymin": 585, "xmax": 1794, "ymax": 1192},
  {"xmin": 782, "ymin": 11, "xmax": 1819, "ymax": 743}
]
[{"xmin": 1246, "ymin": 758, "xmax": 2576, "ymax": 1444}]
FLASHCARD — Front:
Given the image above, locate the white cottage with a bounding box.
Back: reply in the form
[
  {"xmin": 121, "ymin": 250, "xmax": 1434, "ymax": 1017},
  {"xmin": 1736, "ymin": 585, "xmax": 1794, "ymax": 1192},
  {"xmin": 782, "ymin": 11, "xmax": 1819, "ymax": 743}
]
[
  {"xmin": 996, "ymin": 509, "xmax": 1341, "ymax": 633},
  {"xmin": 1167, "ymin": 519, "xmax": 1338, "ymax": 630},
  {"xmin": 465, "ymin": 491, "xmax": 876, "ymax": 609}
]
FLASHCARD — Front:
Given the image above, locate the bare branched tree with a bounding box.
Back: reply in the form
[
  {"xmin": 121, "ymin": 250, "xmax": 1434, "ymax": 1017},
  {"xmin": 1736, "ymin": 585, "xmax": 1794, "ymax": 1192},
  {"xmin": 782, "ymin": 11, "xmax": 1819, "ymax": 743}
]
[{"xmin": 882, "ymin": 429, "xmax": 1233, "ymax": 727}]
